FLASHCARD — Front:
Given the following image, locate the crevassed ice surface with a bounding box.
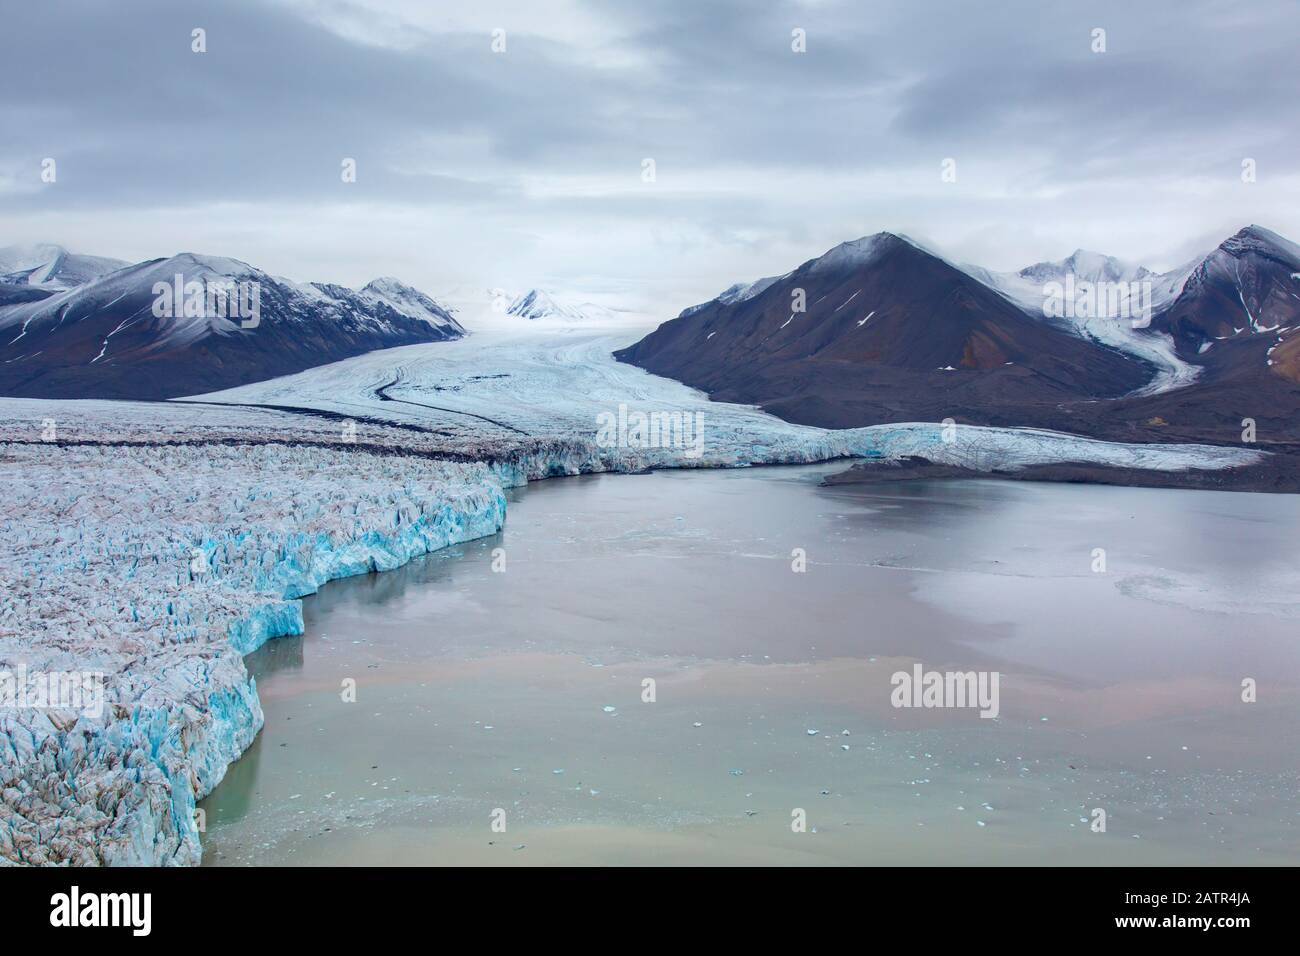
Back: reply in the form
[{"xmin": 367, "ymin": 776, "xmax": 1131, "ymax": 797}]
[
  {"xmin": 0, "ymin": 438, "xmax": 505, "ymax": 865},
  {"xmin": 193, "ymin": 328, "xmax": 1261, "ymax": 473}
]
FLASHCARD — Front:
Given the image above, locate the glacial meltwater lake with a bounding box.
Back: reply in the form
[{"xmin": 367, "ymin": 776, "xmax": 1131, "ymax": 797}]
[{"xmin": 200, "ymin": 464, "xmax": 1300, "ymax": 865}]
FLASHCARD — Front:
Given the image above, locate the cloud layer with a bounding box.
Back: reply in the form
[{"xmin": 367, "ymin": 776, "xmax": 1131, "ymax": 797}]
[{"xmin": 3, "ymin": 0, "xmax": 1297, "ymax": 313}]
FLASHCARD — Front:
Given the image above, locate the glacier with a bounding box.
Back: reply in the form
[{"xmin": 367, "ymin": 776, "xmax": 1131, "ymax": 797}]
[
  {"xmin": 0, "ymin": 439, "xmax": 507, "ymax": 865},
  {"xmin": 0, "ymin": 325, "xmax": 1267, "ymax": 866},
  {"xmin": 191, "ymin": 326, "xmax": 1265, "ymax": 475}
]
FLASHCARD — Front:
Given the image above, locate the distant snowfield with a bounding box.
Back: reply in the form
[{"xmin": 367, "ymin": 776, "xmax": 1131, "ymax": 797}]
[{"xmin": 0, "ymin": 324, "xmax": 1268, "ymax": 866}]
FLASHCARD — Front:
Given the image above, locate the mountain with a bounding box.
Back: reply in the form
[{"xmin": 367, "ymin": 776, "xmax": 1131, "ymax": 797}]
[
  {"xmin": 1019, "ymin": 249, "xmax": 1154, "ymax": 286},
  {"xmin": 0, "ymin": 252, "xmax": 464, "ymax": 400},
  {"xmin": 963, "ymin": 249, "xmax": 1197, "ymax": 395},
  {"xmin": 1072, "ymin": 227, "xmax": 1300, "ymax": 445},
  {"xmin": 616, "ymin": 226, "xmax": 1300, "ymax": 445},
  {"xmin": 437, "ymin": 285, "xmax": 619, "ymax": 329},
  {"xmin": 616, "ymin": 232, "xmax": 1152, "ymax": 430},
  {"xmin": 967, "ymin": 226, "xmax": 1300, "ymax": 444},
  {"xmin": 507, "ymin": 289, "xmax": 580, "ymax": 321},
  {"xmin": 1149, "ymin": 225, "xmax": 1300, "ymax": 354},
  {"xmin": 506, "ymin": 288, "xmax": 617, "ymax": 323},
  {"xmin": 356, "ymin": 276, "xmax": 464, "ymax": 329},
  {"xmin": 0, "ymin": 243, "xmax": 129, "ymax": 291},
  {"xmin": 970, "ymin": 226, "xmax": 1300, "ymax": 352},
  {"xmin": 967, "ymin": 249, "xmax": 1159, "ymax": 314},
  {"xmin": 683, "ymin": 276, "xmax": 782, "ymax": 317},
  {"xmin": 508, "ymin": 289, "xmax": 569, "ymax": 320}
]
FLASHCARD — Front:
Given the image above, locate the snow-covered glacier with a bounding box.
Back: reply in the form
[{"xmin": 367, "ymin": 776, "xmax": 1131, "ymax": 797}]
[
  {"xmin": 192, "ymin": 327, "xmax": 1266, "ymax": 475},
  {"xmin": 0, "ymin": 326, "xmax": 1267, "ymax": 866}
]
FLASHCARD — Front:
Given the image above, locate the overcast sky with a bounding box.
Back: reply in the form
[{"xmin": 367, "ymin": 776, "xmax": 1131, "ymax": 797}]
[{"xmin": 3, "ymin": 0, "xmax": 1298, "ymax": 314}]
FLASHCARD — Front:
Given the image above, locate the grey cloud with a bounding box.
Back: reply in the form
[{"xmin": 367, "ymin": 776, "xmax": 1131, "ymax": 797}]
[{"xmin": 1, "ymin": 0, "xmax": 1297, "ymax": 310}]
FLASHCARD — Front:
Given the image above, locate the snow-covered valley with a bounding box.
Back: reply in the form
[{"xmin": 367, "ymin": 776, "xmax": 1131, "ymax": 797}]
[{"xmin": 192, "ymin": 327, "xmax": 1265, "ymax": 474}]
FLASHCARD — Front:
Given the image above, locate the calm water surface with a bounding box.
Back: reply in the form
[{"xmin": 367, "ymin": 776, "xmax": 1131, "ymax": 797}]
[{"xmin": 201, "ymin": 465, "xmax": 1300, "ymax": 865}]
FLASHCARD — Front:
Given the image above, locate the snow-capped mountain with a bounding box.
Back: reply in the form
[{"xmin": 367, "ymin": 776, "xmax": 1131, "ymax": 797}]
[
  {"xmin": 617, "ymin": 226, "xmax": 1300, "ymax": 444},
  {"xmin": 963, "ymin": 249, "xmax": 1196, "ymax": 395},
  {"xmin": 0, "ymin": 243, "xmax": 129, "ymax": 291},
  {"xmin": 0, "ymin": 252, "xmax": 464, "ymax": 400},
  {"xmin": 438, "ymin": 285, "xmax": 619, "ymax": 329},
  {"xmin": 967, "ymin": 226, "xmax": 1300, "ymax": 354},
  {"xmin": 507, "ymin": 288, "xmax": 595, "ymax": 321},
  {"xmin": 1019, "ymin": 249, "xmax": 1154, "ymax": 286},
  {"xmin": 504, "ymin": 288, "xmax": 620, "ymax": 324},
  {"xmin": 967, "ymin": 250, "xmax": 1156, "ymax": 313},
  {"xmin": 355, "ymin": 276, "xmax": 463, "ymax": 333},
  {"xmin": 964, "ymin": 226, "xmax": 1300, "ymax": 391}
]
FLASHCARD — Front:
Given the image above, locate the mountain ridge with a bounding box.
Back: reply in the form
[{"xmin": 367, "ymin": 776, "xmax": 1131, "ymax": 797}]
[
  {"xmin": 617, "ymin": 225, "xmax": 1300, "ymax": 445},
  {"xmin": 0, "ymin": 250, "xmax": 464, "ymax": 400}
]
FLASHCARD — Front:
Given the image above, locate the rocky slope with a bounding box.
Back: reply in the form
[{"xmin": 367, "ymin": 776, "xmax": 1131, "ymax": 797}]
[{"xmin": 616, "ymin": 233, "xmax": 1154, "ymax": 430}]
